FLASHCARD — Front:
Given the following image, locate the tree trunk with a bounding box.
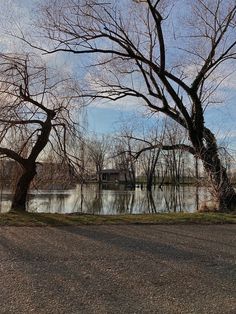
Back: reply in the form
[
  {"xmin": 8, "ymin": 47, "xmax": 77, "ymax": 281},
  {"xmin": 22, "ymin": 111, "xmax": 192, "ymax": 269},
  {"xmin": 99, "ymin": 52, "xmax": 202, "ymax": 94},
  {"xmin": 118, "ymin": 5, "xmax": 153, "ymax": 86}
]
[
  {"xmin": 199, "ymin": 128, "xmax": 236, "ymax": 211},
  {"xmin": 130, "ymin": 169, "xmax": 136, "ymax": 188},
  {"xmin": 146, "ymin": 174, "xmax": 153, "ymax": 191},
  {"xmin": 11, "ymin": 164, "xmax": 37, "ymax": 211},
  {"xmin": 9, "ymin": 112, "xmax": 54, "ymax": 211},
  {"xmin": 96, "ymin": 165, "xmax": 103, "ymax": 184}
]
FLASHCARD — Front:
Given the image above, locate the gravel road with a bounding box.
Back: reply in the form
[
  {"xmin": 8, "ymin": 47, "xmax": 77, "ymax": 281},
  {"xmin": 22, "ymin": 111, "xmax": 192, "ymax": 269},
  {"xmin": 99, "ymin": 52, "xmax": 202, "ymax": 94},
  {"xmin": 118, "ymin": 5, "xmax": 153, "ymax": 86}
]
[{"xmin": 0, "ymin": 224, "xmax": 235, "ymax": 314}]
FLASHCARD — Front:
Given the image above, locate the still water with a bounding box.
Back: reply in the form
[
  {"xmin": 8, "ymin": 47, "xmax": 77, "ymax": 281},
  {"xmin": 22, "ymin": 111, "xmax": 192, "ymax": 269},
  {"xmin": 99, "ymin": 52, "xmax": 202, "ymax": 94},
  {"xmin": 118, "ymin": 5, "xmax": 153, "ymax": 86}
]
[{"xmin": 0, "ymin": 184, "xmax": 211, "ymax": 214}]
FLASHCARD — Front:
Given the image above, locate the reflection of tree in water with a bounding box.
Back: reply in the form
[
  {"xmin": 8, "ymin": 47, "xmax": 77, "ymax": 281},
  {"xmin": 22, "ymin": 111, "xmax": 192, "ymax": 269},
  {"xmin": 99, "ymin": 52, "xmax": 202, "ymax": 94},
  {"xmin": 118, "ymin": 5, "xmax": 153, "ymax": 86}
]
[
  {"xmin": 0, "ymin": 185, "xmax": 3, "ymax": 212},
  {"xmin": 28, "ymin": 193, "xmax": 69, "ymax": 213},
  {"xmin": 81, "ymin": 185, "xmax": 103, "ymax": 214},
  {"xmin": 134, "ymin": 185, "xmax": 197, "ymax": 213},
  {"xmin": 129, "ymin": 193, "xmax": 135, "ymax": 214},
  {"xmin": 110, "ymin": 192, "xmax": 135, "ymax": 214},
  {"xmin": 136, "ymin": 191, "xmax": 157, "ymax": 213},
  {"xmin": 86, "ymin": 191, "xmax": 103, "ymax": 214},
  {"xmin": 132, "ymin": 190, "xmax": 152, "ymax": 214},
  {"xmin": 162, "ymin": 185, "xmax": 195, "ymax": 212},
  {"xmin": 195, "ymin": 185, "xmax": 199, "ymax": 211},
  {"xmin": 146, "ymin": 192, "xmax": 157, "ymax": 213},
  {"xmin": 1, "ymin": 183, "xmax": 206, "ymax": 214},
  {"xmin": 79, "ymin": 185, "xmax": 136, "ymax": 214},
  {"xmin": 56, "ymin": 195, "xmax": 66, "ymax": 213},
  {"xmin": 162, "ymin": 186, "xmax": 181, "ymax": 212},
  {"xmin": 71, "ymin": 185, "xmax": 84, "ymax": 213}
]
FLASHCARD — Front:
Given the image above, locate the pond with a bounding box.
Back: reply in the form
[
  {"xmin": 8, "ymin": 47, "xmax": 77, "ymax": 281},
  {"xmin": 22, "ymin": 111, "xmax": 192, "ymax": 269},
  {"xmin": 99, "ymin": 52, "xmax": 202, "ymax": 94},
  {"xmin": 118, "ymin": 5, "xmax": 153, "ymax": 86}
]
[{"xmin": 0, "ymin": 184, "xmax": 212, "ymax": 214}]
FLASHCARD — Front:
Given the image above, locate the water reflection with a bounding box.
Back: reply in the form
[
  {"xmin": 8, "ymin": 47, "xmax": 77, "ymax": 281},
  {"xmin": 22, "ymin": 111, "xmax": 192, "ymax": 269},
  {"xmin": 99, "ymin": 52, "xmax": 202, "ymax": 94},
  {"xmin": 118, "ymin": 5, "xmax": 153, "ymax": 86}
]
[{"xmin": 0, "ymin": 184, "xmax": 211, "ymax": 214}]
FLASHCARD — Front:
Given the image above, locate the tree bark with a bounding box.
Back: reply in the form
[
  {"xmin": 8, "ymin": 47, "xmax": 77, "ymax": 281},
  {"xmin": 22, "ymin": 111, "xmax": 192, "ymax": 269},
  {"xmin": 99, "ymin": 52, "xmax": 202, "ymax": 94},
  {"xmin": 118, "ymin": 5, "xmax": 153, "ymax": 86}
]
[
  {"xmin": 10, "ymin": 112, "xmax": 54, "ymax": 211},
  {"xmin": 198, "ymin": 128, "xmax": 236, "ymax": 211},
  {"xmin": 11, "ymin": 163, "xmax": 37, "ymax": 211}
]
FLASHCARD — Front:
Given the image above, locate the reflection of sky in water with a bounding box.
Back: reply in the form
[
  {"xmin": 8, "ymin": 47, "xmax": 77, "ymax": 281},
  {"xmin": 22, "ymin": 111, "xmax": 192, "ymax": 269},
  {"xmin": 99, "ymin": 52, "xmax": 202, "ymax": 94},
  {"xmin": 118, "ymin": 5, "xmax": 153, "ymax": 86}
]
[{"xmin": 0, "ymin": 185, "xmax": 212, "ymax": 214}]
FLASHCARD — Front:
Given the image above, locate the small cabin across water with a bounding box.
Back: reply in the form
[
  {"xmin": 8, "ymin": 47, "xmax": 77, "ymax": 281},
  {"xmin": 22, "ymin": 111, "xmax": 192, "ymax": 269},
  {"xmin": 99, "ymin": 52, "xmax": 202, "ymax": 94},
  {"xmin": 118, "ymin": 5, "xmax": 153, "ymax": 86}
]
[{"xmin": 99, "ymin": 169, "xmax": 129, "ymax": 183}]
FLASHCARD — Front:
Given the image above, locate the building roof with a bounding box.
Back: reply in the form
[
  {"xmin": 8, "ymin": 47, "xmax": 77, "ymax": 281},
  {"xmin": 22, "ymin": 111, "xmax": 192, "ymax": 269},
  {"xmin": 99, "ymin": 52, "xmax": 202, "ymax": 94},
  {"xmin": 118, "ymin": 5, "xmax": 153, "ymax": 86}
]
[{"xmin": 99, "ymin": 169, "xmax": 122, "ymax": 174}]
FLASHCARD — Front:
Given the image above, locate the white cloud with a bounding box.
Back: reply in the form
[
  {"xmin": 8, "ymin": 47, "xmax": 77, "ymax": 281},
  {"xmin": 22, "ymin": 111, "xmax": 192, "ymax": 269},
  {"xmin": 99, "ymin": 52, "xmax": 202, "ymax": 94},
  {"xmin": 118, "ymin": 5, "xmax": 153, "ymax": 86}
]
[
  {"xmin": 88, "ymin": 95, "xmax": 146, "ymax": 113},
  {"xmin": 183, "ymin": 62, "xmax": 236, "ymax": 91},
  {"xmin": 218, "ymin": 70, "xmax": 236, "ymax": 90}
]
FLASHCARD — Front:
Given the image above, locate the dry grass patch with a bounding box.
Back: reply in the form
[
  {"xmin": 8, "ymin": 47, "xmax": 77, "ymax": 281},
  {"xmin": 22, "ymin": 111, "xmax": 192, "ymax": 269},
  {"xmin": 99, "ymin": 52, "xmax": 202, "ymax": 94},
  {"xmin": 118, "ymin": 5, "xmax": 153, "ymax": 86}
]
[{"xmin": 0, "ymin": 211, "xmax": 235, "ymax": 226}]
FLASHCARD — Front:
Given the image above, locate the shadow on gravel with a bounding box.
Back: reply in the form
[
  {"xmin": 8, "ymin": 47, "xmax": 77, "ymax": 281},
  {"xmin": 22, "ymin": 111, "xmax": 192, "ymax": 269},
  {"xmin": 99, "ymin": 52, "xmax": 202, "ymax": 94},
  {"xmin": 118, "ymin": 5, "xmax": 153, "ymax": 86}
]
[
  {"xmin": 58, "ymin": 226, "xmax": 235, "ymax": 270},
  {"xmin": 152, "ymin": 226, "xmax": 236, "ymax": 249},
  {"xmin": 59, "ymin": 226, "xmax": 236, "ymax": 284}
]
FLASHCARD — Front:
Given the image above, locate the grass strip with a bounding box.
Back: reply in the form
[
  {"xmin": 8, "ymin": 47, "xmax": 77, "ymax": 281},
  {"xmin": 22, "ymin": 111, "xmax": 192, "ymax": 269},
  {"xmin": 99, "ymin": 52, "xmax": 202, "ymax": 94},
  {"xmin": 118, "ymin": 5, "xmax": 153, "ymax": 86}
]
[{"xmin": 0, "ymin": 211, "xmax": 235, "ymax": 226}]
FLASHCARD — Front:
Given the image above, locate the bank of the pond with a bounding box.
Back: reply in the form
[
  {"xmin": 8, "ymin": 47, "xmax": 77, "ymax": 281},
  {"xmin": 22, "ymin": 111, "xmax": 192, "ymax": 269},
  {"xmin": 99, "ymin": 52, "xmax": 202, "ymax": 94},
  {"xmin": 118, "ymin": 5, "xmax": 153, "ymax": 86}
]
[{"xmin": 0, "ymin": 211, "xmax": 235, "ymax": 226}]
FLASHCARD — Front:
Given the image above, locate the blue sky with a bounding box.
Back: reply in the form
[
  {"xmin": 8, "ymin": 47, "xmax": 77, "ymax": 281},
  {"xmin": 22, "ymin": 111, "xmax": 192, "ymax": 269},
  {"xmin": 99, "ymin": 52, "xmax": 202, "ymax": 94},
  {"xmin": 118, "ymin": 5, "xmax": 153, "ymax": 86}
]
[
  {"xmin": 87, "ymin": 107, "xmax": 127, "ymax": 134},
  {"xmin": 87, "ymin": 101, "xmax": 236, "ymax": 153},
  {"xmin": 1, "ymin": 0, "xmax": 236, "ymax": 149}
]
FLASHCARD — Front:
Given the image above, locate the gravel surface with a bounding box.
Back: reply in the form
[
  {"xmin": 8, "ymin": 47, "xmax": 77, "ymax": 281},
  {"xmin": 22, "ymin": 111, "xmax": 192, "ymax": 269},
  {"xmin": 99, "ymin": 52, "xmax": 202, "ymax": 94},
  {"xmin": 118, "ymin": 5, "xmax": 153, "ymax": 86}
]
[{"xmin": 0, "ymin": 225, "xmax": 235, "ymax": 314}]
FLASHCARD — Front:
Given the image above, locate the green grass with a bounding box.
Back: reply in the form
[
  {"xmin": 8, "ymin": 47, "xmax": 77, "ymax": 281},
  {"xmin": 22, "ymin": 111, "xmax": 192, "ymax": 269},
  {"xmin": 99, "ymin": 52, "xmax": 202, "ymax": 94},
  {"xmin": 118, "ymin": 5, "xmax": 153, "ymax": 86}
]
[{"xmin": 0, "ymin": 211, "xmax": 235, "ymax": 226}]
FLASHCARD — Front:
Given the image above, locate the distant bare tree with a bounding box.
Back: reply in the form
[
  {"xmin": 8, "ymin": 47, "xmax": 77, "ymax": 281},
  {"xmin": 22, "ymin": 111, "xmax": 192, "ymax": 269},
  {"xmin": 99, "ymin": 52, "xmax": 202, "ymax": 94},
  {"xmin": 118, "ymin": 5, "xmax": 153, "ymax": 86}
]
[
  {"xmin": 137, "ymin": 125, "xmax": 164, "ymax": 190},
  {"xmin": 161, "ymin": 122, "xmax": 188, "ymax": 184},
  {"xmin": 113, "ymin": 128, "xmax": 137, "ymax": 187},
  {"xmin": 87, "ymin": 134, "xmax": 110, "ymax": 183}
]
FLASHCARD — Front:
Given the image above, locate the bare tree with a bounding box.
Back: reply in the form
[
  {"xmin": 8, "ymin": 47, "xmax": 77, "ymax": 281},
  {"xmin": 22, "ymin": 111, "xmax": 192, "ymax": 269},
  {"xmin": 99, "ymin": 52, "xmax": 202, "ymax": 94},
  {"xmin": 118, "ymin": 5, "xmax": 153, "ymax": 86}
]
[
  {"xmin": 161, "ymin": 122, "xmax": 188, "ymax": 184},
  {"xmin": 34, "ymin": 0, "xmax": 236, "ymax": 210},
  {"xmin": 113, "ymin": 128, "xmax": 137, "ymax": 187},
  {"xmin": 135, "ymin": 125, "xmax": 163, "ymax": 190},
  {"xmin": 87, "ymin": 134, "xmax": 110, "ymax": 183},
  {"xmin": 0, "ymin": 53, "xmax": 80, "ymax": 211}
]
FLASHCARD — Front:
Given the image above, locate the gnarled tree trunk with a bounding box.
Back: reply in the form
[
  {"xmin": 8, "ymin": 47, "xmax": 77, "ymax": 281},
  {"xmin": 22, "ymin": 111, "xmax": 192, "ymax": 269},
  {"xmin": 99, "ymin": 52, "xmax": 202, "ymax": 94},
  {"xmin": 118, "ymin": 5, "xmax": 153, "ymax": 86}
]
[
  {"xmin": 11, "ymin": 163, "xmax": 37, "ymax": 211},
  {"xmin": 198, "ymin": 128, "xmax": 236, "ymax": 211},
  {"xmin": 10, "ymin": 112, "xmax": 54, "ymax": 212}
]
